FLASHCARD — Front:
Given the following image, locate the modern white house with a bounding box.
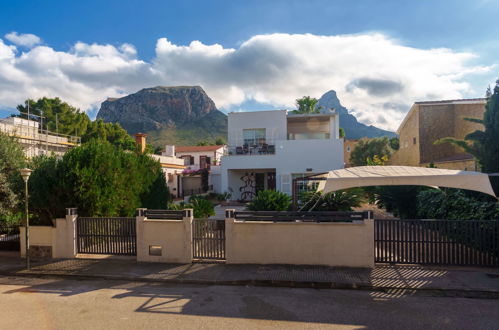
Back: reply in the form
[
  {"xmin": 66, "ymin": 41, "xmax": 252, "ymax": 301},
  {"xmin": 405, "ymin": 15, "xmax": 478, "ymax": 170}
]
[{"xmin": 220, "ymin": 110, "xmax": 344, "ymax": 200}]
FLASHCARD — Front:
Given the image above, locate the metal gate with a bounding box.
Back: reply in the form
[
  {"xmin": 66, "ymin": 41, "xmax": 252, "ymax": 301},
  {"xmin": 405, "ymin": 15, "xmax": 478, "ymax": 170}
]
[
  {"xmin": 0, "ymin": 225, "xmax": 20, "ymax": 251},
  {"xmin": 375, "ymin": 219, "xmax": 499, "ymax": 267},
  {"xmin": 77, "ymin": 217, "xmax": 136, "ymax": 255},
  {"xmin": 192, "ymin": 219, "xmax": 225, "ymax": 260}
]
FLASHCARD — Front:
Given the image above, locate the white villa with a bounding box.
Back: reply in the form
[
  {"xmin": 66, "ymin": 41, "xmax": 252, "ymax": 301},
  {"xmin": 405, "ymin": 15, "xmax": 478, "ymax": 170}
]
[{"xmin": 220, "ymin": 110, "xmax": 344, "ymax": 200}]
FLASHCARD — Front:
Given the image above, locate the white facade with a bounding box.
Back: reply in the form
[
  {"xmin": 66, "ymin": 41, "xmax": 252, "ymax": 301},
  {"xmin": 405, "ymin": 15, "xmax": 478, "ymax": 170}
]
[
  {"xmin": 0, "ymin": 117, "xmax": 80, "ymax": 158},
  {"xmin": 221, "ymin": 110, "xmax": 344, "ymax": 200},
  {"xmin": 175, "ymin": 145, "xmax": 226, "ymax": 170},
  {"xmin": 151, "ymin": 147, "xmax": 185, "ymax": 198}
]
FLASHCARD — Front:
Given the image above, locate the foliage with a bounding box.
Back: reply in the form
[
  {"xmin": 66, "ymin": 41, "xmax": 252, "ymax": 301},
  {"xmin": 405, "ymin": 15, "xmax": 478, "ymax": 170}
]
[
  {"xmin": 374, "ymin": 186, "xmax": 424, "ymax": 219},
  {"xmin": 366, "ymin": 155, "xmax": 389, "ymax": 166},
  {"xmin": 16, "ymin": 98, "xmax": 135, "ymax": 150},
  {"xmin": 350, "ymin": 137, "xmax": 394, "ymax": 166},
  {"xmin": 417, "ymin": 189, "xmax": 499, "ymax": 220},
  {"xmin": 17, "ymin": 97, "xmax": 89, "ymax": 136},
  {"xmin": 339, "ymin": 127, "xmax": 345, "ymax": 138},
  {"xmin": 299, "ymin": 189, "xmax": 364, "ymax": 211},
  {"xmin": 247, "ymin": 190, "xmax": 291, "ymax": 211},
  {"xmin": 292, "ymin": 96, "xmax": 323, "ymax": 114},
  {"xmin": 28, "ymin": 141, "xmax": 169, "ymax": 222},
  {"xmin": 0, "ymin": 132, "xmax": 25, "ymax": 215},
  {"xmin": 389, "ymin": 137, "xmax": 400, "ymax": 150},
  {"xmin": 196, "ymin": 137, "xmax": 226, "ymax": 146},
  {"xmin": 435, "ymin": 81, "xmax": 499, "ymax": 193},
  {"xmin": 189, "ymin": 197, "xmax": 216, "ymax": 218},
  {"xmin": 215, "ymin": 137, "xmax": 226, "ymax": 145}
]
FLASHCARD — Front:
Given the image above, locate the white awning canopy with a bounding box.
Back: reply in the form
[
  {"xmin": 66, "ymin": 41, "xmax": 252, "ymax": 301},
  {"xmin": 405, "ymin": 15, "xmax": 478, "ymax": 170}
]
[{"xmin": 317, "ymin": 166, "xmax": 497, "ymax": 198}]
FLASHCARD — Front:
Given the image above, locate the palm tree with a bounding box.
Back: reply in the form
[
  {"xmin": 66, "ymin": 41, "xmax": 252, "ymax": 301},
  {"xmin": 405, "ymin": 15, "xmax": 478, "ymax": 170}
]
[{"xmin": 292, "ymin": 96, "xmax": 323, "ymax": 114}]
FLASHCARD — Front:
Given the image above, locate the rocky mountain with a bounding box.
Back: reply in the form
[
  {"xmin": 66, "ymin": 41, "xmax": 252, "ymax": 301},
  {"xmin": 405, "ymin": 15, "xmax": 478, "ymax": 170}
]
[
  {"xmin": 97, "ymin": 86, "xmax": 395, "ymax": 147},
  {"xmin": 97, "ymin": 86, "xmax": 227, "ymax": 146},
  {"xmin": 318, "ymin": 90, "xmax": 396, "ymax": 139}
]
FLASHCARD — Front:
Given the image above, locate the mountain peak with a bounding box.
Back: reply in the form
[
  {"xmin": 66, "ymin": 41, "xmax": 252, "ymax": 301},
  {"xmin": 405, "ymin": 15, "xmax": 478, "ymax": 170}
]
[
  {"xmin": 97, "ymin": 85, "xmax": 222, "ymax": 134},
  {"xmin": 317, "ymin": 90, "xmax": 395, "ymax": 139}
]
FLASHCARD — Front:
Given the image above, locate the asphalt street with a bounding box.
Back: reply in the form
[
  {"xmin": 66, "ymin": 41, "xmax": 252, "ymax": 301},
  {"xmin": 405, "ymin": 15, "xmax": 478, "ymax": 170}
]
[{"xmin": 0, "ymin": 275, "xmax": 498, "ymax": 330}]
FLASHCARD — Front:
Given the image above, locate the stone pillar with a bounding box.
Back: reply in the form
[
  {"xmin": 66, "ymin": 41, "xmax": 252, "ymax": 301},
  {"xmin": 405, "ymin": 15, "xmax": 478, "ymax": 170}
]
[
  {"xmin": 183, "ymin": 209, "xmax": 194, "ymax": 262},
  {"xmin": 224, "ymin": 209, "xmax": 235, "ymax": 264}
]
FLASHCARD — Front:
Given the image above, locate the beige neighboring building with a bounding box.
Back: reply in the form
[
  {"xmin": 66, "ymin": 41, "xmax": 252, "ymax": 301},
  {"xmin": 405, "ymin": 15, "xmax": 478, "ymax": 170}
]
[
  {"xmin": 390, "ymin": 98, "xmax": 486, "ymax": 171},
  {"xmin": 344, "ymin": 139, "xmax": 358, "ymax": 168},
  {"xmin": 174, "ymin": 145, "xmax": 226, "ymax": 170},
  {"xmin": 0, "ymin": 117, "xmax": 80, "ymax": 157},
  {"xmin": 135, "ymin": 134, "xmax": 186, "ymax": 198}
]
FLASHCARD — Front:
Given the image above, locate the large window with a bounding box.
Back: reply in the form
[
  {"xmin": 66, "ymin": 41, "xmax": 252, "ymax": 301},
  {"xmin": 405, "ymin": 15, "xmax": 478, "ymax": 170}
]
[{"xmin": 243, "ymin": 128, "xmax": 266, "ymax": 146}]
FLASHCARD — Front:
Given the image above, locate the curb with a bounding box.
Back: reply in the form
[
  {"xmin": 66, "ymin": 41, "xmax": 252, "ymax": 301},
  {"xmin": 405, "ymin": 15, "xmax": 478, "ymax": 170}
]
[{"xmin": 2, "ymin": 270, "xmax": 499, "ymax": 299}]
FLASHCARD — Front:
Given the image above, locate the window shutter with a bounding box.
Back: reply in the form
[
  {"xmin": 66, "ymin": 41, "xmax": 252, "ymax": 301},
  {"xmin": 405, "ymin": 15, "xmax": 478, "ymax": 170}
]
[{"xmin": 280, "ymin": 174, "xmax": 292, "ymax": 194}]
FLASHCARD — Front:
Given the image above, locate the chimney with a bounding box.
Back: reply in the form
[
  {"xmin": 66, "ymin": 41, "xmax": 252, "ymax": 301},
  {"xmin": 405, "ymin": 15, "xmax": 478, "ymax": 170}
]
[
  {"xmin": 134, "ymin": 133, "xmax": 147, "ymax": 153},
  {"xmin": 163, "ymin": 145, "xmax": 175, "ymax": 157}
]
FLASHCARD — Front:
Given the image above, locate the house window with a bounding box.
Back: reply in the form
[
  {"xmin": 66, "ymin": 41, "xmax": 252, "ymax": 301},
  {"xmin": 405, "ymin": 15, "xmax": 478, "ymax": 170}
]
[
  {"xmin": 413, "ymin": 137, "xmax": 417, "ymax": 145},
  {"xmin": 346, "ymin": 146, "xmax": 351, "ymax": 152},
  {"xmin": 243, "ymin": 128, "xmax": 266, "ymax": 146},
  {"xmin": 181, "ymin": 155, "xmax": 194, "ymax": 165}
]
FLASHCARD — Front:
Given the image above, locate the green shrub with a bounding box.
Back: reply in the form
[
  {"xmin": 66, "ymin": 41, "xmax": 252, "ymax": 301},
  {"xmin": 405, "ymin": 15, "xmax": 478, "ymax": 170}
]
[
  {"xmin": 247, "ymin": 190, "xmax": 291, "ymax": 211},
  {"xmin": 299, "ymin": 189, "xmax": 364, "ymax": 211},
  {"xmin": 189, "ymin": 198, "xmax": 215, "ymax": 218},
  {"xmin": 28, "ymin": 141, "xmax": 170, "ymax": 222},
  {"xmin": 417, "ymin": 189, "xmax": 499, "ymax": 220}
]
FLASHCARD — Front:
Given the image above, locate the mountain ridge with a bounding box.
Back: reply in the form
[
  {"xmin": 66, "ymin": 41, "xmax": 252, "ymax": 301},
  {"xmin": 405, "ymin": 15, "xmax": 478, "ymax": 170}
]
[{"xmin": 318, "ymin": 90, "xmax": 396, "ymax": 139}]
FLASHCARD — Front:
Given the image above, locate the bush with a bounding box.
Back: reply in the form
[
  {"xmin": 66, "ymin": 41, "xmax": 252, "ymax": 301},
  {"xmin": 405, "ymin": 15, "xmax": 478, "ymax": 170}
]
[
  {"xmin": 29, "ymin": 141, "xmax": 170, "ymax": 222},
  {"xmin": 168, "ymin": 198, "xmax": 215, "ymax": 218},
  {"xmin": 299, "ymin": 189, "xmax": 364, "ymax": 211},
  {"xmin": 247, "ymin": 190, "xmax": 291, "ymax": 211},
  {"xmin": 417, "ymin": 189, "xmax": 499, "ymax": 220},
  {"xmin": 190, "ymin": 198, "xmax": 216, "ymax": 218}
]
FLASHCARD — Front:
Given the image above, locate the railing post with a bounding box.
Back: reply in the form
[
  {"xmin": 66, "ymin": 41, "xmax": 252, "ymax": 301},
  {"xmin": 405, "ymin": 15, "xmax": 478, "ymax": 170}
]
[{"xmin": 183, "ymin": 208, "xmax": 194, "ymax": 262}]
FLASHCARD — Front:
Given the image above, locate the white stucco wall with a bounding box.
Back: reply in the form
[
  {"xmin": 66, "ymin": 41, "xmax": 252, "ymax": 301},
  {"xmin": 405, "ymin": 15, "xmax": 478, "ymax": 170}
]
[
  {"xmin": 221, "ymin": 110, "xmax": 344, "ymax": 199},
  {"xmin": 221, "ymin": 138, "xmax": 344, "ymax": 199},
  {"xmin": 228, "ymin": 110, "xmax": 287, "ymax": 146}
]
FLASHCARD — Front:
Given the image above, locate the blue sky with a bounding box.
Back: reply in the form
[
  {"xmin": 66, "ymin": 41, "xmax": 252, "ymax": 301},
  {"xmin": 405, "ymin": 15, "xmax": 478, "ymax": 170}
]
[{"xmin": 1, "ymin": 0, "xmax": 498, "ymax": 130}]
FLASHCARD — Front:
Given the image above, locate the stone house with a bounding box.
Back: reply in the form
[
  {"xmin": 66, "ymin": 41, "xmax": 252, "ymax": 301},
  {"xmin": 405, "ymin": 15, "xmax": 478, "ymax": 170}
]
[{"xmin": 390, "ymin": 98, "xmax": 486, "ymax": 171}]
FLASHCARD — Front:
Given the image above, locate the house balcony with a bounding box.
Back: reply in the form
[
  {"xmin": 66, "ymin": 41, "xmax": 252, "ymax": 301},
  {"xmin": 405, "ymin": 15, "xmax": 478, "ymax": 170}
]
[{"xmin": 226, "ymin": 143, "xmax": 276, "ymax": 156}]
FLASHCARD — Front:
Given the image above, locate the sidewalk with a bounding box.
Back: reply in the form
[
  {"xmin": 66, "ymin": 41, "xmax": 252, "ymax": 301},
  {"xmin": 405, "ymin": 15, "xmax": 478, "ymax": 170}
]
[{"xmin": 1, "ymin": 255, "xmax": 498, "ymax": 297}]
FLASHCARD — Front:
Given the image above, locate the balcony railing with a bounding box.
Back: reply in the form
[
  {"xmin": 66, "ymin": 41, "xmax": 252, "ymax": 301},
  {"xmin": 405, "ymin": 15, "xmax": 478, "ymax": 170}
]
[{"xmin": 226, "ymin": 144, "xmax": 276, "ymax": 156}]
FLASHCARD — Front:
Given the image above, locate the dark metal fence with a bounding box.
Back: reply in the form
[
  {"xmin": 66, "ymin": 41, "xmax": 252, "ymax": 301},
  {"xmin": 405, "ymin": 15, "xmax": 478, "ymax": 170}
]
[
  {"xmin": 0, "ymin": 224, "xmax": 20, "ymax": 251},
  {"xmin": 234, "ymin": 211, "xmax": 372, "ymax": 222},
  {"xmin": 76, "ymin": 217, "xmax": 136, "ymax": 255},
  {"xmin": 192, "ymin": 219, "xmax": 225, "ymax": 260},
  {"xmin": 375, "ymin": 219, "xmax": 499, "ymax": 267},
  {"xmin": 144, "ymin": 209, "xmax": 184, "ymax": 220}
]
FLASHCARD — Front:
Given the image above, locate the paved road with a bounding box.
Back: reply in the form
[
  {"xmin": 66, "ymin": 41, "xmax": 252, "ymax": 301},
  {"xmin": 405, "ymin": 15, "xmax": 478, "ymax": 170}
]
[{"xmin": 0, "ymin": 276, "xmax": 498, "ymax": 330}]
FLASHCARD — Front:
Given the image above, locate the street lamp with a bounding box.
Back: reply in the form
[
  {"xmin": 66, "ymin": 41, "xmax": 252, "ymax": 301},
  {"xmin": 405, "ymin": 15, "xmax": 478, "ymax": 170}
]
[{"xmin": 20, "ymin": 168, "xmax": 32, "ymax": 269}]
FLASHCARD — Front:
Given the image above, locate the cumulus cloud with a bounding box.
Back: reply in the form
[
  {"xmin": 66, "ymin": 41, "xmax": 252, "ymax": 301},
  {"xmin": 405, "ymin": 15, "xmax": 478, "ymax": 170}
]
[
  {"xmin": 4, "ymin": 32, "xmax": 41, "ymax": 47},
  {"xmin": 0, "ymin": 32, "xmax": 493, "ymax": 130}
]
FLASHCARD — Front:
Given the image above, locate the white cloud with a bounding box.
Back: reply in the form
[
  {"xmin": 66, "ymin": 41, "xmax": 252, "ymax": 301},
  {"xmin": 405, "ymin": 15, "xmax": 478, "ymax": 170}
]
[
  {"xmin": 0, "ymin": 33, "xmax": 493, "ymax": 130},
  {"xmin": 4, "ymin": 32, "xmax": 41, "ymax": 47}
]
